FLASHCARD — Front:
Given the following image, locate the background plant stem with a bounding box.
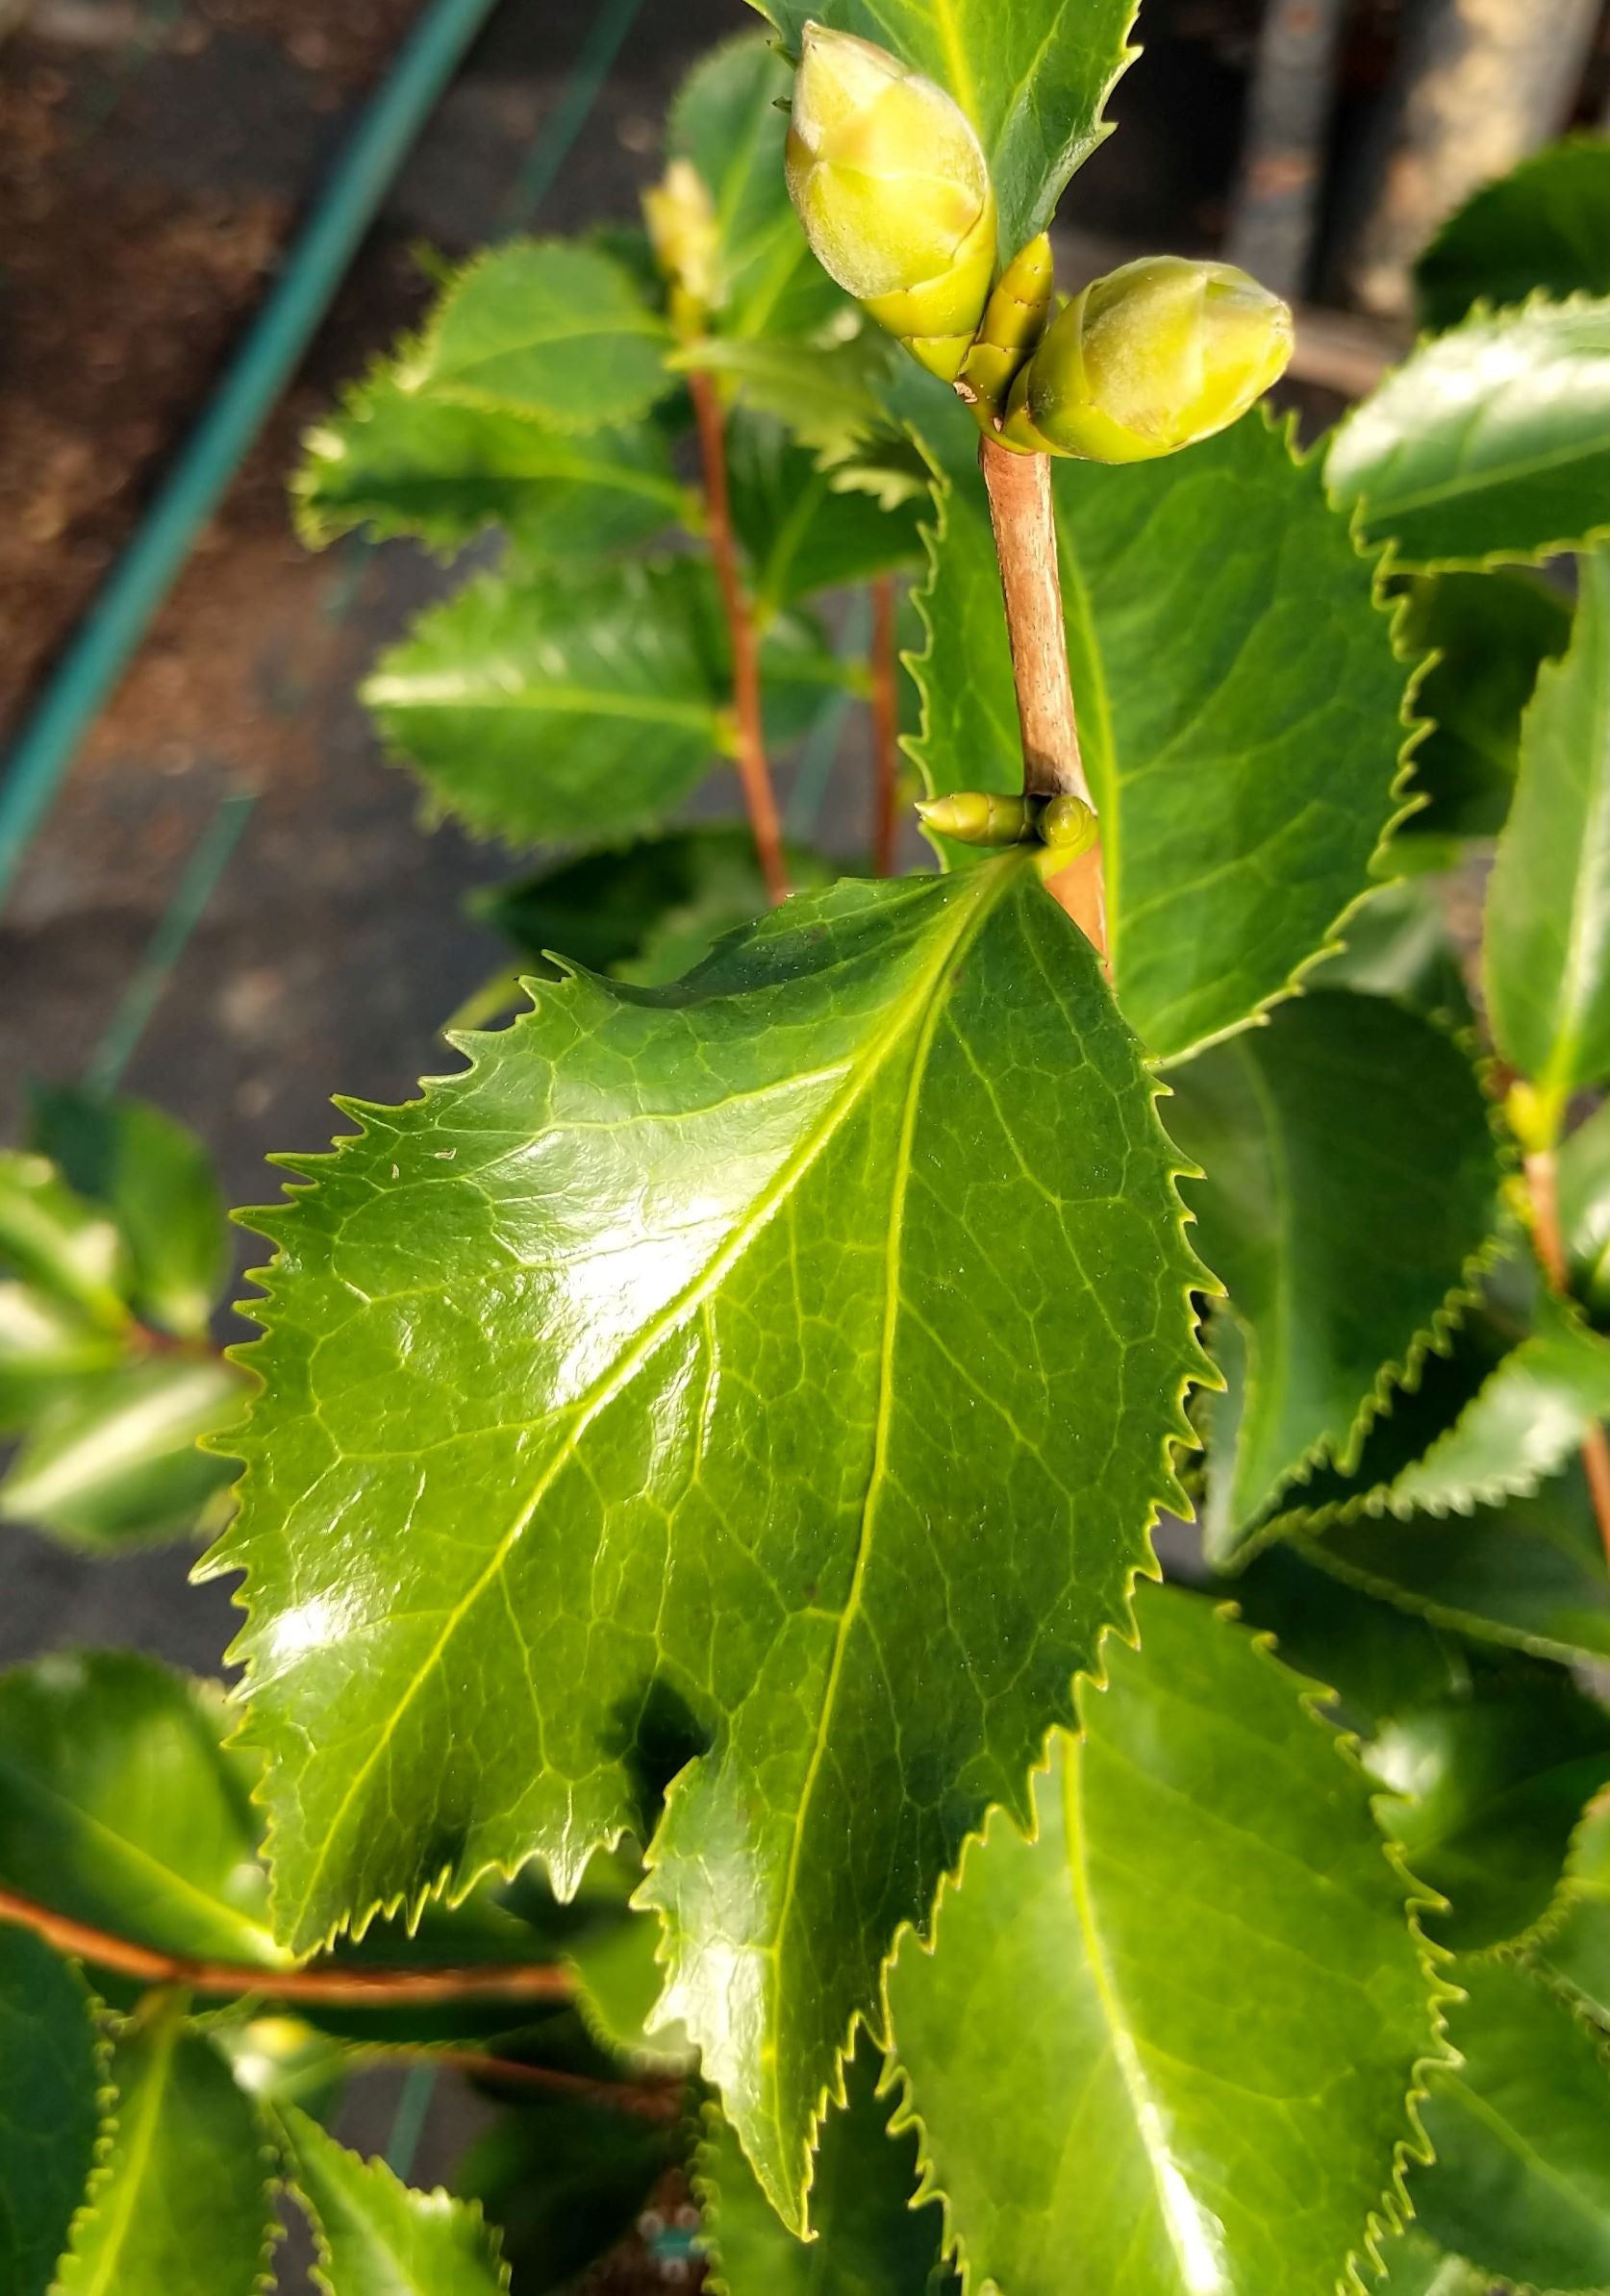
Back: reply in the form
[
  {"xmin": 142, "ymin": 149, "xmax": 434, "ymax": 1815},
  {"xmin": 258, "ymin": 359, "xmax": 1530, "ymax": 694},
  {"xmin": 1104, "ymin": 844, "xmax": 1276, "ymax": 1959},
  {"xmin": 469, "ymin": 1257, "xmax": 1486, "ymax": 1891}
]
[
  {"xmin": 978, "ymin": 437, "xmax": 1106, "ymax": 957},
  {"xmin": 688, "ymin": 367, "xmax": 790, "ymax": 906},
  {"xmin": 1524, "ymin": 1144, "xmax": 1610, "ymax": 1566},
  {"xmin": 870, "ymin": 573, "xmax": 900, "ymax": 876}
]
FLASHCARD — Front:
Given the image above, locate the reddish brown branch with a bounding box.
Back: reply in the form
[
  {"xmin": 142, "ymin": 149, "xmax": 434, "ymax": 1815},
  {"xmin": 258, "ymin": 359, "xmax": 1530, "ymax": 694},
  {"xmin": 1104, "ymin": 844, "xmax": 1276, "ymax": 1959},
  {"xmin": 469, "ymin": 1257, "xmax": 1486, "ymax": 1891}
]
[
  {"xmin": 427, "ymin": 2049, "xmax": 684, "ymax": 2123},
  {"xmin": 1524, "ymin": 1146, "xmax": 1610, "ymax": 1569},
  {"xmin": 977, "ymin": 438, "xmax": 1107, "ymax": 958},
  {"xmin": 688, "ymin": 367, "xmax": 790, "ymax": 907},
  {"xmin": 0, "ymin": 1885, "xmax": 573, "ymax": 2008},
  {"xmin": 870, "ymin": 574, "xmax": 901, "ymax": 876}
]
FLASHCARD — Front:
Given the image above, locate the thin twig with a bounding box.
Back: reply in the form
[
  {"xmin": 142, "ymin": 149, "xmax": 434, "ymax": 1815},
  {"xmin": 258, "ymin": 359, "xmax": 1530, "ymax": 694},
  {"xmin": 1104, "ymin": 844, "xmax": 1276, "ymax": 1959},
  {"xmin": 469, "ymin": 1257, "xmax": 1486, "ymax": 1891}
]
[
  {"xmin": 869, "ymin": 573, "xmax": 901, "ymax": 875},
  {"xmin": 1524, "ymin": 1146, "xmax": 1610, "ymax": 1569},
  {"xmin": 977, "ymin": 438, "xmax": 1106, "ymax": 958},
  {"xmin": 687, "ymin": 367, "xmax": 790, "ymax": 907},
  {"xmin": 423, "ymin": 2049, "xmax": 684, "ymax": 2122},
  {"xmin": 0, "ymin": 1885, "xmax": 573, "ymax": 2007}
]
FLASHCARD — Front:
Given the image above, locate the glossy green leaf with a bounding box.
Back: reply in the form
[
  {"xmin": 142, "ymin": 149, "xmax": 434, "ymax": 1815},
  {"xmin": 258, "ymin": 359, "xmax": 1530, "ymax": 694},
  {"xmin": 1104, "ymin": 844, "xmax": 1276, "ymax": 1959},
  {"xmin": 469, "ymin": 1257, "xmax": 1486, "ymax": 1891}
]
[
  {"xmin": 728, "ymin": 412, "xmax": 923, "ymax": 613},
  {"xmin": 282, "ymin": 2106, "xmax": 509, "ymax": 2295},
  {"xmin": 1533, "ymin": 1800, "xmax": 1610, "ymax": 2030},
  {"xmin": 914, "ymin": 413, "xmax": 1411, "ymax": 1061},
  {"xmin": 0, "ymin": 1285, "xmax": 124, "ymax": 1434},
  {"xmin": 0, "ymin": 1354, "xmax": 246, "ymax": 1548},
  {"xmin": 1366, "ymin": 1668, "xmax": 1610, "ymax": 1952},
  {"xmin": 0, "ymin": 1153, "xmax": 129, "ymax": 1332},
  {"xmin": 472, "ymin": 829, "xmax": 836, "ymax": 991},
  {"xmin": 401, "ymin": 241, "xmax": 672, "ymax": 433},
  {"xmin": 886, "ymin": 1587, "xmax": 1442, "ymax": 2296},
  {"xmin": 1167, "ymin": 989, "xmax": 1499, "ymax": 1553},
  {"xmin": 671, "ymin": 35, "xmax": 848, "ymax": 344},
  {"xmin": 748, "ymin": 0, "xmax": 1140, "ymax": 260},
  {"xmin": 1559, "ymin": 1100, "xmax": 1610, "ymax": 1321},
  {"xmin": 1304, "ymin": 878, "xmax": 1473, "ymax": 1028},
  {"xmin": 1394, "ymin": 569, "xmax": 1572, "ymax": 845},
  {"xmin": 1485, "ymin": 545, "xmax": 1610, "ymax": 1134},
  {"xmin": 0, "ymin": 1649, "xmax": 282, "ymax": 1967},
  {"xmin": 1416, "ymin": 138, "xmax": 1610, "ymax": 334},
  {"xmin": 696, "ymin": 2044, "xmax": 953, "ymax": 2296},
  {"xmin": 208, "ymin": 861, "xmax": 1206, "ymax": 2225},
  {"xmin": 1305, "ymin": 1457, "xmax": 1610, "ymax": 1669},
  {"xmin": 0, "ymin": 1930, "xmax": 102, "ymax": 2296},
  {"xmin": 29, "ymin": 1087, "xmax": 227, "ymax": 1342},
  {"xmin": 55, "ymin": 2003, "xmax": 274, "ymax": 2296},
  {"xmin": 1410, "ymin": 1957, "xmax": 1610, "ymax": 2293},
  {"xmin": 295, "ymin": 373, "xmax": 687, "ymax": 562},
  {"xmin": 1327, "ymin": 296, "xmax": 1610, "ymax": 570}
]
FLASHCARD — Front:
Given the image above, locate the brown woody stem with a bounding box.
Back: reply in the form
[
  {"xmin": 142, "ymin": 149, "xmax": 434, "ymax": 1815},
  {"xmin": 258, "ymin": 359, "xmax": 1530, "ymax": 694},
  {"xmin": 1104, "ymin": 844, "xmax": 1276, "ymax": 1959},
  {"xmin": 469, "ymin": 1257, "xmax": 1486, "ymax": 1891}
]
[
  {"xmin": 870, "ymin": 573, "xmax": 900, "ymax": 876},
  {"xmin": 420, "ymin": 2049, "xmax": 684, "ymax": 2123},
  {"xmin": 0, "ymin": 1884, "xmax": 573, "ymax": 2007},
  {"xmin": 977, "ymin": 437, "xmax": 1107, "ymax": 957},
  {"xmin": 688, "ymin": 367, "xmax": 791, "ymax": 907},
  {"xmin": 1524, "ymin": 1145, "xmax": 1610, "ymax": 1568}
]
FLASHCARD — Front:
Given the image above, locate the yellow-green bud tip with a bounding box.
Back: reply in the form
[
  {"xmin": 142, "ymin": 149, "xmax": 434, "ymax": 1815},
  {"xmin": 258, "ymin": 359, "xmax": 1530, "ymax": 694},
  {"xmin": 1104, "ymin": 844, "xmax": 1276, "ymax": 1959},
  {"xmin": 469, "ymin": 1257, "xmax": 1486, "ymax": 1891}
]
[
  {"xmin": 1003, "ymin": 255, "xmax": 1294, "ymax": 463},
  {"xmin": 643, "ymin": 158, "xmax": 720, "ymax": 314},
  {"xmin": 916, "ymin": 791, "xmax": 1038, "ymax": 846},
  {"xmin": 785, "ymin": 22, "xmax": 995, "ymax": 365}
]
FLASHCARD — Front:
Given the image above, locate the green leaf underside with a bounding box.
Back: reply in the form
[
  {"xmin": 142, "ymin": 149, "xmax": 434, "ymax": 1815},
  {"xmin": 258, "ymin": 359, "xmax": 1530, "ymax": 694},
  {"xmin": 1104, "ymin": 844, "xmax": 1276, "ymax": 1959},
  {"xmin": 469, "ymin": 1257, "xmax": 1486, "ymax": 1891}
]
[
  {"xmin": 1225, "ymin": 1545, "xmax": 1466, "ymax": 1736},
  {"xmin": 1536, "ymin": 1802, "xmax": 1610, "ymax": 2029},
  {"xmin": 671, "ymin": 37, "xmax": 848, "ymax": 346},
  {"xmin": 914, "ymin": 413, "xmax": 1410, "ymax": 1062},
  {"xmin": 1326, "ymin": 296, "xmax": 1610, "ymax": 570},
  {"xmin": 0, "ymin": 1650, "xmax": 281, "ymax": 1968},
  {"xmin": 1485, "ymin": 546, "xmax": 1610, "ymax": 1121},
  {"xmin": 295, "ymin": 375, "xmax": 685, "ymax": 561},
  {"xmin": 1366, "ymin": 1670, "xmax": 1610, "ymax": 1954},
  {"xmin": 54, "ymin": 2006, "xmax": 272, "ymax": 2296},
  {"xmin": 697, "ymin": 2045, "xmax": 953, "ymax": 2295},
  {"xmin": 0, "ymin": 1931, "xmax": 100, "ymax": 2296},
  {"xmin": 1394, "ymin": 569, "xmax": 1572, "ymax": 845},
  {"xmin": 886, "ymin": 1587, "xmax": 1441, "ymax": 2296},
  {"xmin": 0, "ymin": 1355, "xmax": 244, "ymax": 1547},
  {"xmin": 1415, "ymin": 139, "xmax": 1610, "ymax": 336},
  {"xmin": 401, "ymin": 242, "xmax": 672, "ymax": 433},
  {"xmin": 282, "ymin": 2107, "xmax": 509, "ymax": 2295},
  {"xmin": 1411, "ymin": 1957, "xmax": 1610, "ymax": 2293},
  {"xmin": 746, "ymin": 0, "xmax": 1140, "ymax": 259},
  {"xmin": 1302, "ymin": 1458, "xmax": 1610, "ymax": 1668},
  {"xmin": 1167, "ymin": 989, "xmax": 1499, "ymax": 1552},
  {"xmin": 209, "ymin": 862, "xmax": 1206, "ymax": 2227}
]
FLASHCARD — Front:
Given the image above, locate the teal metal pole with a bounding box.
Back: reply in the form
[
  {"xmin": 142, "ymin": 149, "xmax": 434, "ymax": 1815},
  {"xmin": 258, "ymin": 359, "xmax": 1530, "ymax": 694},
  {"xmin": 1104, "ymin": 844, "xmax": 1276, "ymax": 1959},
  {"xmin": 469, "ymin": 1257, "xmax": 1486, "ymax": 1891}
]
[{"xmin": 0, "ymin": 0, "xmax": 503, "ymax": 908}]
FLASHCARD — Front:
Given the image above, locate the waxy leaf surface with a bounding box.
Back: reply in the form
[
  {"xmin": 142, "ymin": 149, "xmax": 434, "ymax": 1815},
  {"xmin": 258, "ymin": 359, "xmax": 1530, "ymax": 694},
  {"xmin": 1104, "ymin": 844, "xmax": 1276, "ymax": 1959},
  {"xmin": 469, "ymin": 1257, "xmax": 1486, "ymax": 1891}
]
[
  {"xmin": 0, "ymin": 1650, "xmax": 280, "ymax": 1967},
  {"xmin": 1416, "ymin": 139, "xmax": 1610, "ymax": 334},
  {"xmin": 1485, "ymin": 545, "xmax": 1610, "ymax": 1131},
  {"xmin": 1410, "ymin": 1957, "xmax": 1610, "ymax": 2293},
  {"xmin": 54, "ymin": 2006, "xmax": 273, "ymax": 2296},
  {"xmin": 1167, "ymin": 989, "xmax": 1499, "ymax": 1553},
  {"xmin": 283, "ymin": 2107, "xmax": 510, "ymax": 2295},
  {"xmin": 1327, "ymin": 297, "xmax": 1610, "ymax": 569},
  {"xmin": 886, "ymin": 1588, "xmax": 1441, "ymax": 2296},
  {"xmin": 914, "ymin": 414, "xmax": 1409, "ymax": 1061},
  {"xmin": 0, "ymin": 1932, "xmax": 101, "ymax": 2296},
  {"xmin": 747, "ymin": 0, "xmax": 1140, "ymax": 259},
  {"xmin": 211, "ymin": 863, "xmax": 1205, "ymax": 2227}
]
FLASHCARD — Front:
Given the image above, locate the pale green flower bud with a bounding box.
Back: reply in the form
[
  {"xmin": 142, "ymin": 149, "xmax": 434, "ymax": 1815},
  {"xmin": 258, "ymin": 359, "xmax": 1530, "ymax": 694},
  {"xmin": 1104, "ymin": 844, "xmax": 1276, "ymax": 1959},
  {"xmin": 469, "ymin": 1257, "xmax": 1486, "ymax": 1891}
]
[
  {"xmin": 643, "ymin": 158, "xmax": 720, "ymax": 331},
  {"xmin": 999, "ymin": 255, "xmax": 1294, "ymax": 462},
  {"xmin": 785, "ymin": 21, "xmax": 996, "ymax": 382}
]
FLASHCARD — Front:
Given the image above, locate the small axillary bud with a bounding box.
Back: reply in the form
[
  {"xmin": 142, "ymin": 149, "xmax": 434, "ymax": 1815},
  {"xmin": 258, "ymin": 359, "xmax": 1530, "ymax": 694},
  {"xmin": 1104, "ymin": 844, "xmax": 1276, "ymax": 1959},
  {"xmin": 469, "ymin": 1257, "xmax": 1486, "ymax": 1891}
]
[
  {"xmin": 959, "ymin": 235, "xmax": 1054, "ymax": 421},
  {"xmin": 916, "ymin": 789, "xmax": 1099, "ymax": 854},
  {"xmin": 998, "ymin": 254, "xmax": 1294, "ymax": 462},
  {"xmin": 643, "ymin": 157, "xmax": 721, "ymax": 336},
  {"xmin": 784, "ymin": 21, "xmax": 996, "ymax": 382}
]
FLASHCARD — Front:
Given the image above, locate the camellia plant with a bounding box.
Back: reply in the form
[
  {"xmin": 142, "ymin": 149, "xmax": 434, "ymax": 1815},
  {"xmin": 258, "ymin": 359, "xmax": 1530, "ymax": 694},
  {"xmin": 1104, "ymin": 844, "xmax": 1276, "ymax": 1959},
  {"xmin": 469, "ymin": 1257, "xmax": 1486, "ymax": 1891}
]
[{"xmin": 6, "ymin": 6, "xmax": 1610, "ymax": 2290}]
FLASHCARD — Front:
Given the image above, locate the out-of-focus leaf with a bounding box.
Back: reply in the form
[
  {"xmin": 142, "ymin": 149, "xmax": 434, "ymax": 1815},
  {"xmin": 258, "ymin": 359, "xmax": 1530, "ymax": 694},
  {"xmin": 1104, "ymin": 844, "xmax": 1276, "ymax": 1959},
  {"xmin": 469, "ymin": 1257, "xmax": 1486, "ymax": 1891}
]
[
  {"xmin": 0, "ymin": 1151, "xmax": 129, "ymax": 1330},
  {"xmin": 1416, "ymin": 138, "xmax": 1610, "ymax": 334},
  {"xmin": 1226, "ymin": 1543, "xmax": 1466, "ymax": 1734},
  {"xmin": 1304, "ymin": 877, "xmax": 1473, "ymax": 1026},
  {"xmin": 1535, "ymin": 1801, "xmax": 1610, "ymax": 2029},
  {"xmin": 1410, "ymin": 1957, "xmax": 1610, "ymax": 2292},
  {"xmin": 403, "ymin": 241, "xmax": 672, "ymax": 433},
  {"xmin": 0, "ymin": 1354, "xmax": 245, "ymax": 1547},
  {"xmin": 1559, "ymin": 1099, "xmax": 1610, "ymax": 1322},
  {"xmin": 667, "ymin": 334, "xmax": 891, "ymax": 461},
  {"xmin": 54, "ymin": 2003, "xmax": 274, "ymax": 2296},
  {"xmin": 0, "ymin": 1929, "xmax": 102, "ymax": 2296},
  {"xmin": 29, "ymin": 1086, "xmax": 227, "ymax": 1341},
  {"xmin": 1327, "ymin": 296, "xmax": 1610, "ymax": 569},
  {"xmin": 885, "ymin": 1587, "xmax": 1443, "ymax": 2296},
  {"xmin": 295, "ymin": 374, "xmax": 688, "ymax": 561},
  {"xmin": 282, "ymin": 2106, "xmax": 511, "ymax": 2294},
  {"xmin": 1485, "ymin": 545, "xmax": 1610, "ymax": 1136},
  {"xmin": 728, "ymin": 412, "xmax": 924, "ymax": 612},
  {"xmin": 0, "ymin": 1284, "xmax": 124, "ymax": 1433},
  {"xmin": 1394, "ymin": 568, "xmax": 1572, "ymax": 845},
  {"xmin": 1168, "ymin": 989, "xmax": 1499, "ymax": 1553},
  {"xmin": 1371, "ymin": 2229, "xmax": 1494, "ymax": 2294},
  {"xmin": 453, "ymin": 2084, "xmax": 676, "ymax": 2295},
  {"xmin": 0, "ymin": 1649, "xmax": 282, "ymax": 1966}
]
